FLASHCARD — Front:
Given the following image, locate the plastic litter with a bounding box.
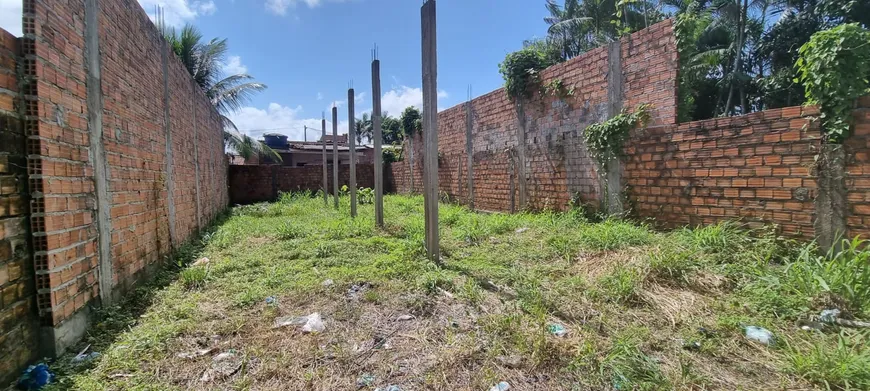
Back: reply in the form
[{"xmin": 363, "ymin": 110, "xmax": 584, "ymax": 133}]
[
  {"xmin": 347, "ymin": 283, "xmax": 371, "ymax": 300},
  {"xmin": 17, "ymin": 363, "xmax": 54, "ymax": 390},
  {"xmin": 820, "ymin": 309, "xmax": 841, "ymax": 323},
  {"xmin": 273, "ymin": 315, "xmax": 310, "ymax": 328},
  {"xmin": 72, "ymin": 351, "xmax": 101, "ymax": 363},
  {"xmin": 200, "ymin": 351, "xmax": 242, "ymax": 382},
  {"xmin": 265, "ymin": 296, "xmax": 277, "ymax": 305},
  {"xmin": 548, "ymin": 323, "xmax": 568, "ymax": 337},
  {"xmin": 16, "ymin": 364, "xmax": 53, "ymax": 390},
  {"xmin": 302, "ymin": 312, "xmax": 325, "ymax": 333},
  {"xmin": 273, "ymin": 312, "xmax": 325, "ymax": 333},
  {"xmin": 515, "ymin": 227, "xmax": 529, "ymax": 234},
  {"xmin": 356, "ymin": 374, "xmax": 376, "ymax": 387},
  {"xmin": 396, "ymin": 314, "xmax": 415, "ymax": 321},
  {"xmin": 489, "ymin": 381, "xmax": 511, "ymax": 391},
  {"xmin": 71, "ymin": 344, "xmax": 100, "ymax": 363},
  {"xmin": 177, "ymin": 348, "xmax": 214, "ymax": 359},
  {"xmin": 374, "ymin": 386, "xmax": 402, "ymax": 391},
  {"xmin": 744, "ymin": 326, "xmax": 774, "ymax": 345},
  {"xmin": 322, "ymin": 279, "xmax": 335, "ymax": 287},
  {"xmin": 192, "ymin": 257, "xmax": 210, "ymax": 267},
  {"xmin": 681, "ymin": 340, "xmax": 701, "ymax": 351}
]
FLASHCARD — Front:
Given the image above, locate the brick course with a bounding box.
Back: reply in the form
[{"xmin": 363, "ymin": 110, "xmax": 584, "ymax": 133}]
[
  {"xmin": 0, "ymin": 28, "xmax": 40, "ymax": 386},
  {"xmin": 625, "ymin": 107, "xmax": 821, "ymax": 237},
  {"xmin": 229, "ymin": 164, "xmax": 375, "ymax": 204}
]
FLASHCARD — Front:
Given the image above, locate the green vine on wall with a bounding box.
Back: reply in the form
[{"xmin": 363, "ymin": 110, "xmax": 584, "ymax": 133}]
[
  {"xmin": 795, "ymin": 23, "xmax": 870, "ymax": 143},
  {"xmin": 584, "ymin": 104, "xmax": 651, "ymax": 165},
  {"xmin": 543, "ymin": 78, "xmax": 575, "ymax": 100},
  {"xmin": 499, "ymin": 45, "xmax": 559, "ymax": 101}
]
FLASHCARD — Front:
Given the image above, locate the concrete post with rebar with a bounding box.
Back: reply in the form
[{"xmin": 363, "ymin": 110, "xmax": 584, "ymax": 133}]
[
  {"xmin": 348, "ymin": 88, "xmax": 357, "ymax": 217},
  {"xmin": 322, "ymin": 113, "xmax": 328, "ymax": 205},
  {"xmin": 421, "ymin": 0, "xmax": 439, "ymax": 263},
  {"xmin": 332, "ymin": 106, "xmax": 339, "ymax": 209},
  {"xmin": 372, "ymin": 57, "xmax": 385, "ymax": 226}
]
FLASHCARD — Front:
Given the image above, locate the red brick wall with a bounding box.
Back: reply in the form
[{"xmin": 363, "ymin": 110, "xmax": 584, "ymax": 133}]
[
  {"xmin": 625, "ymin": 106, "xmax": 820, "ymax": 237},
  {"xmin": 387, "ymin": 133, "xmax": 423, "ymax": 195},
  {"xmin": 21, "ymin": 0, "xmax": 228, "ymax": 333},
  {"xmin": 846, "ymin": 96, "xmax": 870, "ymax": 239},
  {"xmin": 387, "ymin": 20, "xmax": 678, "ymax": 212},
  {"xmin": 229, "ymin": 164, "xmax": 375, "ymax": 204},
  {"xmin": 0, "ymin": 28, "xmax": 39, "ymax": 385}
]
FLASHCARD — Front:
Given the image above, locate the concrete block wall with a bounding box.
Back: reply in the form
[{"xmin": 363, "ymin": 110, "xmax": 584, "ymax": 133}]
[
  {"xmin": 229, "ymin": 164, "xmax": 375, "ymax": 204},
  {"xmin": 0, "ymin": 28, "xmax": 39, "ymax": 386},
  {"xmin": 15, "ymin": 0, "xmax": 229, "ymax": 366},
  {"xmin": 387, "ymin": 20, "xmax": 678, "ymax": 212}
]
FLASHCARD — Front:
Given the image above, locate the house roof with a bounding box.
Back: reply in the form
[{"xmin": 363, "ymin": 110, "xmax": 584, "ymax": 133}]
[{"xmin": 275, "ymin": 142, "xmax": 370, "ymax": 152}]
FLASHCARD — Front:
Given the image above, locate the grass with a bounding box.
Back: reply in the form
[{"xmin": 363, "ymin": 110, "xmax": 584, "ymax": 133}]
[{"xmin": 42, "ymin": 193, "xmax": 870, "ymax": 391}]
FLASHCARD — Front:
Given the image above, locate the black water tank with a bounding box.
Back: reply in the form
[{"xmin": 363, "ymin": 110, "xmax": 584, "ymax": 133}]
[{"xmin": 263, "ymin": 133, "xmax": 288, "ymax": 149}]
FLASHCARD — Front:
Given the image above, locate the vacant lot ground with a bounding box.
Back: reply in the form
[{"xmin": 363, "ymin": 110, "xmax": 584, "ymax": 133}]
[{"xmin": 44, "ymin": 194, "xmax": 869, "ymax": 390}]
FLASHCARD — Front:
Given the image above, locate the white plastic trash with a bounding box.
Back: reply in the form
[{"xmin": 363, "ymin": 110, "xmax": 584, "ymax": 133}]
[
  {"xmin": 302, "ymin": 312, "xmax": 325, "ymax": 333},
  {"xmin": 489, "ymin": 381, "xmax": 511, "ymax": 391},
  {"xmin": 745, "ymin": 326, "xmax": 774, "ymax": 345}
]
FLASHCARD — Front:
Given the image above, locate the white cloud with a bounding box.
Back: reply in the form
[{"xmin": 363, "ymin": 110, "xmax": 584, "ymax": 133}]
[
  {"xmin": 265, "ymin": 0, "xmax": 346, "ymax": 16},
  {"xmin": 316, "ymin": 92, "xmax": 324, "ymax": 100},
  {"xmin": 229, "ymin": 102, "xmax": 350, "ymax": 141},
  {"xmin": 0, "ymin": 0, "xmax": 22, "ymax": 37},
  {"xmin": 381, "ymin": 86, "xmax": 448, "ymax": 117},
  {"xmin": 221, "ymin": 56, "xmax": 247, "ymax": 75},
  {"xmin": 138, "ymin": 0, "xmax": 217, "ymax": 28},
  {"xmin": 197, "ymin": 0, "xmax": 217, "ymax": 15}
]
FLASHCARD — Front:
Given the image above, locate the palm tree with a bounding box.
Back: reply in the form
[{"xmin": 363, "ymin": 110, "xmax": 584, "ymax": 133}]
[
  {"xmin": 354, "ymin": 113, "xmax": 373, "ymax": 145},
  {"xmin": 544, "ymin": 0, "xmax": 660, "ymax": 60},
  {"xmin": 224, "ymin": 132, "xmax": 282, "ymax": 163},
  {"xmin": 163, "ymin": 24, "xmax": 280, "ymax": 162}
]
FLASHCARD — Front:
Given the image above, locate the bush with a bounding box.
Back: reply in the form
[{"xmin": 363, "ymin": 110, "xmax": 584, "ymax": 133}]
[
  {"xmin": 499, "ymin": 44, "xmax": 559, "ymax": 100},
  {"xmin": 796, "ymin": 23, "xmax": 870, "ymax": 142}
]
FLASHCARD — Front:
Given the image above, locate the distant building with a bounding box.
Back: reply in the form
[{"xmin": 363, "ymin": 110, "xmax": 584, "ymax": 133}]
[{"xmin": 253, "ymin": 133, "xmax": 373, "ymax": 167}]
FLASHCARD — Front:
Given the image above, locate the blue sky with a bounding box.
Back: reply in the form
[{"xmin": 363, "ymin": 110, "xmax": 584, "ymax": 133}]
[{"xmin": 0, "ymin": 0, "xmax": 552, "ymax": 142}]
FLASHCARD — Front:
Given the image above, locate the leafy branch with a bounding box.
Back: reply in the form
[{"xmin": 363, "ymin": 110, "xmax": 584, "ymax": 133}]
[{"xmin": 795, "ymin": 23, "xmax": 870, "ymax": 143}]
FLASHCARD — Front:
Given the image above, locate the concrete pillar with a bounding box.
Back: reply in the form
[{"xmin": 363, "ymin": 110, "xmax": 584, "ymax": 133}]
[
  {"xmin": 372, "ymin": 59, "xmax": 384, "ymax": 226},
  {"xmin": 514, "ymin": 102, "xmax": 528, "ymax": 210},
  {"xmin": 465, "ymin": 99, "xmax": 474, "ymax": 210},
  {"xmin": 322, "ymin": 115, "xmax": 328, "ymax": 205},
  {"xmin": 348, "ymin": 88, "xmax": 357, "ymax": 217},
  {"xmin": 192, "ymin": 79, "xmax": 201, "ymax": 231},
  {"xmin": 332, "ymin": 106, "xmax": 339, "ymax": 209},
  {"xmin": 408, "ymin": 136, "xmax": 415, "ymax": 193},
  {"xmin": 162, "ymin": 28, "xmax": 177, "ymax": 247},
  {"xmin": 603, "ymin": 40, "xmax": 624, "ymax": 215},
  {"xmin": 814, "ymin": 144, "xmax": 847, "ymax": 252},
  {"xmin": 84, "ymin": 0, "xmax": 113, "ymax": 305},
  {"xmin": 421, "ymin": 0, "xmax": 440, "ymax": 263}
]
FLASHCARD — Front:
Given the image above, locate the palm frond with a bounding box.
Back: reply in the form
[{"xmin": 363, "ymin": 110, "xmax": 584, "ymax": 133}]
[{"xmin": 209, "ymin": 76, "xmax": 268, "ymax": 114}]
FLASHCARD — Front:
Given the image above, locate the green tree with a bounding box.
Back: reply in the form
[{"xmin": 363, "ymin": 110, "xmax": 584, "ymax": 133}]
[
  {"xmin": 381, "ymin": 114, "xmax": 403, "ymax": 145},
  {"xmin": 399, "ymin": 107, "xmax": 422, "ymax": 138}
]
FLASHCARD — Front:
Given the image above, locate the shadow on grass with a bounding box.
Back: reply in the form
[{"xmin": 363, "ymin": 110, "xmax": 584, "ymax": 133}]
[{"xmin": 42, "ymin": 211, "xmax": 232, "ymax": 390}]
